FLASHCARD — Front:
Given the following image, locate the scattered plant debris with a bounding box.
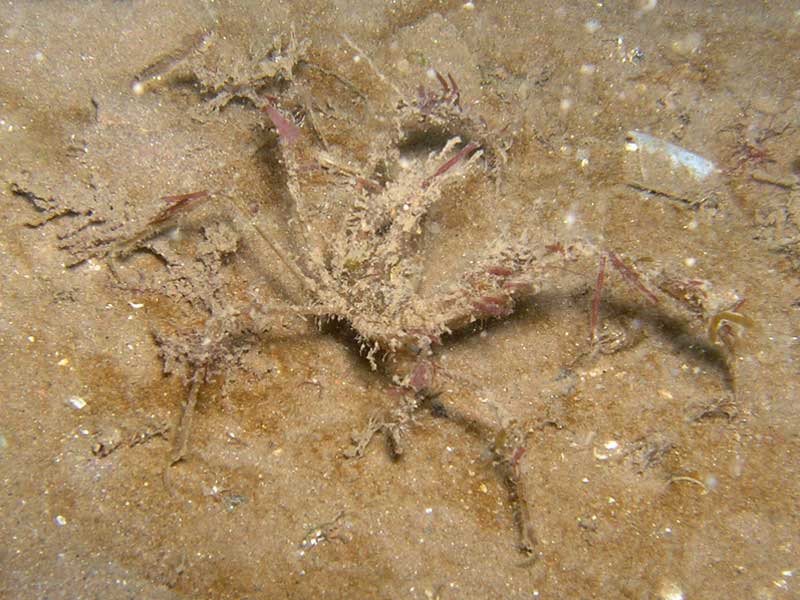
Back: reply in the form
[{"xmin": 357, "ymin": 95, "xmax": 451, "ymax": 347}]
[
  {"xmin": 298, "ymin": 510, "xmax": 350, "ymax": 556},
  {"xmin": 92, "ymin": 421, "xmax": 170, "ymax": 458}
]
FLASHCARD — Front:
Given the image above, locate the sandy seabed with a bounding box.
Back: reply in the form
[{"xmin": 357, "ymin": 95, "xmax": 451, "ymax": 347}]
[{"xmin": 1, "ymin": 2, "xmax": 799, "ymax": 598}]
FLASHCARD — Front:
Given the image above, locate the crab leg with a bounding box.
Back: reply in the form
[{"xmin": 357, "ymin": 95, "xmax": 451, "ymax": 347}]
[
  {"xmin": 590, "ymin": 254, "xmax": 607, "ymax": 343},
  {"xmin": 223, "ymin": 192, "xmax": 319, "ymax": 293},
  {"xmin": 366, "ymin": 358, "xmax": 538, "ymax": 554}
]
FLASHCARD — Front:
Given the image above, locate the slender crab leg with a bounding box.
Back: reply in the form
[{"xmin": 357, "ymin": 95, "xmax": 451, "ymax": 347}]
[
  {"xmin": 426, "ymin": 388, "xmax": 537, "ymax": 554},
  {"xmin": 223, "ymin": 192, "xmax": 319, "ymax": 294}
]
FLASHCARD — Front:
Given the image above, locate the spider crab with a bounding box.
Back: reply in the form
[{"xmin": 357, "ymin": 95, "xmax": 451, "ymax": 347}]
[
  {"xmin": 9, "ymin": 33, "xmax": 751, "ymax": 553},
  {"xmin": 217, "ymin": 75, "xmax": 749, "ymax": 553}
]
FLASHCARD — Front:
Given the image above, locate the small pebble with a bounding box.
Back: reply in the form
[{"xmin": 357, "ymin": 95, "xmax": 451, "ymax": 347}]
[
  {"xmin": 55, "ymin": 515, "xmax": 67, "ymax": 526},
  {"xmin": 67, "ymin": 396, "xmax": 86, "ymax": 410},
  {"xmin": 657, "ymin": 582, "xmax": 684, "ymax": 600},
  {"xmin": 672, "ymin": 32, "xmax": 703, "ymax": 56},
  {"xmin": 638, "ymin": 0, "xmax": 657, "ymax": 12},
  {"xmin": 584, "ymin": 20, "xmax": 601, "ymax": 34}
]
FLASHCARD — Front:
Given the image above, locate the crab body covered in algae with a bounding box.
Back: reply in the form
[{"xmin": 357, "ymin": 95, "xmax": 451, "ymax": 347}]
[
  {"xmin": 12, "ymin": 32, "xmax": 752, "ymax": 554},
  {"xmin": 245, "ymin": 85, "xmax": 750, "ymax": 551}
]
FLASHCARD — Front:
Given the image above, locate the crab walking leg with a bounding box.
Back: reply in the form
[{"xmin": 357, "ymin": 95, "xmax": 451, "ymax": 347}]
[
  {"xmin": 428, "ymin": 238, "xmax": 748, "ymax": 355},
  {"xmin": 222, "ymin": 192, "xmax": 319, "ymax": 294},
  {"xmin": 424, "ymin": 382, "xmax": 536, "ymax": 553},
  {"xmin": 169, "ymin": 363, "xmax": 207, "ymax": 466},
  {"xmin": 262, "ymin": 104, "xmax": 359, "ymax": 297},
  {"xmin": 161, "ymin": 296, "xmax": 339, "ymax": 472},
  {"xmin": 355, "ymin": 234, "xmax": 747, "ymax": 391},
  {"xmin": 341, "ymin": 34, "xmax": 405, "ymax": 99},
  {"xmin": 367, "ymin": 237, "xmax": 749, "ymax": 444},
  {"xmin": 262, "ymin": 103, "xmax": 318, "ymax": 234},
  {"xmin": 590, "ymin": 254, "xmax": 607, "ymax": 343},
  {"xmin": 346, "ymin": 350, "xmax": 538, "ymax": 553},
  {"xmin": 378, "ymin": 243, "xmax": 748, "ymax": 553},
  {"xmin": 506, "ymin": 447, "xmax": 537, "ymax": 554},
  {"xmin": 248, "ymin": 300, "xmax": 336, "ymax": 318},
  {"xmin": 370, "ymin": 355, "xmax": 539, "ymax": 553}
]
